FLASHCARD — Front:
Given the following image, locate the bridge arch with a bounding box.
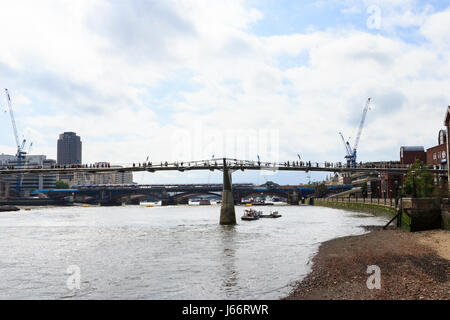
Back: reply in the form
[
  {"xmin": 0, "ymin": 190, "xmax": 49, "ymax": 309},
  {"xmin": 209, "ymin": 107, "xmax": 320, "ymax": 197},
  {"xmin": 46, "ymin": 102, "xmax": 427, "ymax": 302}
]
[
  {"xmin": 237, "ymin": 190, "xmax": 290, "ymax": 200},
  {"xmin": 171, "ymin": 191, "xmax": 222, "ymax": 201}
]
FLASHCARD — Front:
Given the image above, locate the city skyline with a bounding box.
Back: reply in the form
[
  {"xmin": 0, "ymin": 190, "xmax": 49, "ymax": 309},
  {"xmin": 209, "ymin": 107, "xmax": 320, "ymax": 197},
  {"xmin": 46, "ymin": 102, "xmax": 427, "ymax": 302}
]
[{"xmin": 1, "ymin": 1, "xmax": 450, "ymax": 185}]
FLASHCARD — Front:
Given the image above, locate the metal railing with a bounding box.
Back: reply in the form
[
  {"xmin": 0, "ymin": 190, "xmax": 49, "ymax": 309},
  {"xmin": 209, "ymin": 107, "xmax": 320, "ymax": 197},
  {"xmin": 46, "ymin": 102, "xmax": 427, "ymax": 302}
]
[{"xmin": 320, "ymin": 195, "xmax": 399, "ymax": 209}]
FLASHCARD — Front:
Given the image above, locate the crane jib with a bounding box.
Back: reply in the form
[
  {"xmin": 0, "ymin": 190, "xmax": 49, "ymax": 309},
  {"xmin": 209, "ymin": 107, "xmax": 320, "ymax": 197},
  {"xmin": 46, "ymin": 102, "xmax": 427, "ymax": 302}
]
[
  {"xmin": 4, "ymin": 88, "xmax": 29, "ymax": 196},
  {"xmin": 339, "ymin": 98, "xmax": 371, "ymax": 167}
]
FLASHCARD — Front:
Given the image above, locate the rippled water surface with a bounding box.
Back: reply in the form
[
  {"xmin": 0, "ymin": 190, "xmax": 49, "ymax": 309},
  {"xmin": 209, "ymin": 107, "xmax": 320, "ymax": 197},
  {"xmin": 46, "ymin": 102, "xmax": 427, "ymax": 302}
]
[{"xmin": 0, "ymin": 204, "xmax": 388, "ymax": 299}]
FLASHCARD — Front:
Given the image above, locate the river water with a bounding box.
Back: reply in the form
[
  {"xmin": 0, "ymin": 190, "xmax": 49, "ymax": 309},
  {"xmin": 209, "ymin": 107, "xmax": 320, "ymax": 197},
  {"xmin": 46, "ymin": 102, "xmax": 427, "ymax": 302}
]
[{"xmin": 0, "ymin": 204, "xmax": 388, "ymax": 299}]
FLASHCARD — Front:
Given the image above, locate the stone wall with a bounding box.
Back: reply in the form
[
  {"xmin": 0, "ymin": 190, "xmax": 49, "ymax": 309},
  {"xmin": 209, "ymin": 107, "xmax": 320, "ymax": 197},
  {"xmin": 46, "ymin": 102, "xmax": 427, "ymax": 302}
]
[
  {"xmin": 0, "ymin": 181, "xmax": 9, "ymax": 198},
  {"xmin": 400, "ymin": 198, "xmax": 443, "ymax": 232},
  {"xmin": 315, "ymin": 197, "xmax": 450, "ymax": 232},
  {"xmin": 439, "ymin": 198, "xmax": 450, "ymax": 230}
]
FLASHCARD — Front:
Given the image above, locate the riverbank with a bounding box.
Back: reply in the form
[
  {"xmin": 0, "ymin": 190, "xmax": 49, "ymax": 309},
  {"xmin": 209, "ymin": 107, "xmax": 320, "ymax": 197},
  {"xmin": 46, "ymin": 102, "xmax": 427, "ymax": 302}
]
[
  {"xmin": 284, "ymin": 227, "xmax": 450, "ymax": 300},
  {"xmin": 0, "ymin": 205, "xmax": 20, "ymax": 212},
  {"xmin": 313, "ymin": 199, "xmax": 398, "ymax": 218}
]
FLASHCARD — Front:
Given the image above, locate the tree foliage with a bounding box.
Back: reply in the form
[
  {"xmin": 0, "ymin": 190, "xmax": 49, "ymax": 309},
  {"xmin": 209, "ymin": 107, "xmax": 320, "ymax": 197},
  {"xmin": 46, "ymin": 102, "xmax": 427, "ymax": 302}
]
[
  {"xmin": 55, "ymin": 180, "xmax": 70, "ymax": 189},
  {"xmin": 432, "ymin": 177, "xmax": 447, "ymax": 199},
  {"xmin": 361, "ymin": 182, "xmax": 368, "ymax": 198},
  {"xmin": 401, "ymin": 160, "xmax": 435, "ymax": 198},
  {"xmin": 314, "ymin": 183, "xmax": 328, "ymax": 198}
]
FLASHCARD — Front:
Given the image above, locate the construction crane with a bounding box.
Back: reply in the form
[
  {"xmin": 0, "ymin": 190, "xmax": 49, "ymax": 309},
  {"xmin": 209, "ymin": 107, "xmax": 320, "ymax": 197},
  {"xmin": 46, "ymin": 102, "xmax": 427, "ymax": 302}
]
[
  {"xmin": 339, "ymin": 132, "xmax": 353, "ymax": 160},
  {"xmin": 340, "ymin": 98, "xmax": 371, "ymax": 167},
  {"xmin": 5, "ymin": 88, "xmax": 29, "ymax": 196}
]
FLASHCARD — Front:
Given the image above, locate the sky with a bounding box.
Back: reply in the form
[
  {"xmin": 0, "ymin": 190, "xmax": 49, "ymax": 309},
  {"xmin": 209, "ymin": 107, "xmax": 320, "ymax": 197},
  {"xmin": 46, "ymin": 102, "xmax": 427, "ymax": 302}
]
[{"xmin": 0, "ymin": 0, "xmax": 449, "ymax": 185}]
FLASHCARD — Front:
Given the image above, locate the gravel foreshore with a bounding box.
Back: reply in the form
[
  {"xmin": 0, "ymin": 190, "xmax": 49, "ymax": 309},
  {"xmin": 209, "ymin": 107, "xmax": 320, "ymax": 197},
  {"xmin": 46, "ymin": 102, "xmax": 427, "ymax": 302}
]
[{"xmin": 284, "ymin": 227, "xmax": 450, "ymax": 300}]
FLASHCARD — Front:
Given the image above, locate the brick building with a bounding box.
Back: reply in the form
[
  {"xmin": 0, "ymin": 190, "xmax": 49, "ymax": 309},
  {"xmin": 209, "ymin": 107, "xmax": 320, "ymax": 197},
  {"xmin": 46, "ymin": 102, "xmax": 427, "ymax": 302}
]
[
  {"xmin": 426, "ymin": 129, "xmax": 448, "ymax": 187},
  {"xmin": 426, "ymin": 129, "xmax": 447, "ymax": 168},
  {"xmin": 380, "ymin": 173, "xmax": 401, "ymax": 199},
  {"xmin": 400, "ymin": 146, "xmax": 426, "ymax": 165},
  {"xmin": 380, "ymin": 147, "xmax": 427, "ymax": 199}
]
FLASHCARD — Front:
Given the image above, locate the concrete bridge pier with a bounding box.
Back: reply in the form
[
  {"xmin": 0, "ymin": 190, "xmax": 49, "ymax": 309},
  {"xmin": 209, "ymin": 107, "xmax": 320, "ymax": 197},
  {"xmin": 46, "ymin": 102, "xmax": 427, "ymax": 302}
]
[
  {"xmin": 177, "ymin": 198, "xmax": 189, "ymax": 205},
  {"xmin": 161, "ymin": 198, "xmax": 176, "ymax": 206},
  {"xmin": 289, "ymin": 189, "xmax": 299, "ymax": 205},
  {"xmin": 220, "ymin": 159, "xmax": 236, "ymax": 225},
  {"xmin": 126, "ymin": 199, "xmax": 141, "ymax": 205},
  {"xmin": 99, "ymin": 200, "xmax": 123, "ymax": 206},
  {"xmin": 233, "ymin": 191, "xmax": 242, "ymax": 205}
]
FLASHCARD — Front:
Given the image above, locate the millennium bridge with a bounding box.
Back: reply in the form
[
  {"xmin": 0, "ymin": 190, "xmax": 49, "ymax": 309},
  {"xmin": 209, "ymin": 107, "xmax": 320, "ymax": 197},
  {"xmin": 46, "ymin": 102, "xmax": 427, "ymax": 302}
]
[{"xmin": 0, "ymin": 158, "xmax": 445, "ymax": 225}]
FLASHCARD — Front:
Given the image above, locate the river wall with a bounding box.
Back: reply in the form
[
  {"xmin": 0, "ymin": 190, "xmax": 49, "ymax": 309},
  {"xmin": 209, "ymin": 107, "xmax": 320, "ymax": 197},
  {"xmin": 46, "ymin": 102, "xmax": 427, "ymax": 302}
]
[{"xmin": 313, "ymin": 197, "xmax": 450, "ymax": 232}]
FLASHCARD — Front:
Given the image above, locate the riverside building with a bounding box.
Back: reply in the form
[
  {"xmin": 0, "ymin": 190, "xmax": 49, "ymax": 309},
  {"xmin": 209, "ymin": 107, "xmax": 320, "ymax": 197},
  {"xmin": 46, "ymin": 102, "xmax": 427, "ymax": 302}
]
[
  {"xmin": 0, "ymin": 154, "xmax": 57, "ymax": 196},
  {"xmin": 57, "ymin": 132, "xmax": 82, "ymax": 165}
]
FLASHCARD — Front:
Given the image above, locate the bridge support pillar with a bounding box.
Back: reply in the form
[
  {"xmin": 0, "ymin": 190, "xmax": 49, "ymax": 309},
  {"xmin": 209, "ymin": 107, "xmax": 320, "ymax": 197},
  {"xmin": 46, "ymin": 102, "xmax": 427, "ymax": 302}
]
[
  {"xmin": 233, "ymin": 191, "xmax": 242, "ymax": 205},
  {"xmin": 290, "ymin": 189, "xmax": 299, "ymax": 205},
  {"xmin": 126, "ymin": 199, "xmax": 141, "ymax": 205},
  {"xmin": 99, "ymin": 200, "xmax": 123, "ymax": 207},
  {"xmin": 161, "ymin": 198, "xmax": 176, "ymax": 206},
  {"xmin": 177, "ymin": 198, "xmax": 189, "ymax": 205},
  {"xmin": 220, "ymin": 159, "xmax": 236, "ymax": 225}
]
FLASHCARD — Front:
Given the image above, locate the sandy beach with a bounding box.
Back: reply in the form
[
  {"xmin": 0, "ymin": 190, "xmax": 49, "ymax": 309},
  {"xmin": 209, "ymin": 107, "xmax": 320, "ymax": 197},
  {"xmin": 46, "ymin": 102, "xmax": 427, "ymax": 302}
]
[{"xmin": 285, "ymin": 227, "xmax": 450, "ymax": 300}]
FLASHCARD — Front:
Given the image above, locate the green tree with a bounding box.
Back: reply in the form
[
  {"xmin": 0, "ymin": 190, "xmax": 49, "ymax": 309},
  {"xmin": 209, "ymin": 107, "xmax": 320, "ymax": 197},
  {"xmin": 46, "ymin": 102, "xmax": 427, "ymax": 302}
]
[
  {"xmin": 361, "ymin": 182, "xmax": 368, "ymax": 198},
  {"xmin": 432, "ymin": 177, "xmax": 447, "ymax": 200},
  {"xmin": 314, "ymin": 183, "xmax": 328, "ymax": 198},
  {"xmin": 401, "ymin": 160, "xmax": 435, "ymax": 198},
  {"xmin": 55, "ymin": 180, "xmax": 70, "ymax": 189}
]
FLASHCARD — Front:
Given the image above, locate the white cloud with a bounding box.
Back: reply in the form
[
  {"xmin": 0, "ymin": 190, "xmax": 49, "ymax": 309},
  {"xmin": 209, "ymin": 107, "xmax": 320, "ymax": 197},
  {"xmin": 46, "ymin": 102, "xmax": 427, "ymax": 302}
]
[
  {"xmin": 420, "ymin": 9, "xmax": 450, "ymax": 47},
  {"xmin": 0, "ymin": 0, "xmax": 449, "ymax": 184}
]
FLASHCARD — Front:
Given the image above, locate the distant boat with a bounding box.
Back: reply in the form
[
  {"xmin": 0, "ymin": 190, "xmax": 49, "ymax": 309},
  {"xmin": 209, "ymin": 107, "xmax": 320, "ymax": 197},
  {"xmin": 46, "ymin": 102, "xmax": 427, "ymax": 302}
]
[
  {"xmin": 260, "ymin": 211, "xmax": 282, "ymax": 218},
  {"xmin": 247, "ymin": 199, "xmax": 273, "ymax": 206},
  {"xmin": 241, "ymin": 208, "xmax": 262, "ymax": 221},
  {"xmin": 199, "ymin": 199, "xmax": 211, "ymax": 205}
]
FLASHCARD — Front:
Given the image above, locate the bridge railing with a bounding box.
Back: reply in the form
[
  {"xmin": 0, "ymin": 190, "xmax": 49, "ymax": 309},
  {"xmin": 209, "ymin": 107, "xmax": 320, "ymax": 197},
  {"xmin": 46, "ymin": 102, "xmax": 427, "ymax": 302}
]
[
  {"xmin": 1, "ymin": 157, "xmax": 447, "ymax": 176},
  {"xmin": 320, "ymin": 195, "xmax": 399, "ymax": 209},
  {"xmin": 0, "ymin": 158, "xmax": 437, "ymax": 172}
]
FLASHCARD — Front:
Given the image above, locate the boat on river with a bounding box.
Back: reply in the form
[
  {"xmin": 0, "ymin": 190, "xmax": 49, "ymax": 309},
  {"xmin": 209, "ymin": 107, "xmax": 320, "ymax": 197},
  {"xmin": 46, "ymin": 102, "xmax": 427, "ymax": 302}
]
[
  {"xmin": 259, "ymin": 211, "xmax": 282, "ymax": 218},
  {"xmin": 241, "ymin": 208, "xmax": 262, "ymax": 221}
]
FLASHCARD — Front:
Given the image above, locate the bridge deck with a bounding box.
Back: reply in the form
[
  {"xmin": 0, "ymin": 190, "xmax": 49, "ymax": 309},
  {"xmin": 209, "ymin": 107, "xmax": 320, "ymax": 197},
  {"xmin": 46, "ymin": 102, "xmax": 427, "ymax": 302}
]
[{"xmin": 0, "ymin": 159, "xmax": 446, "ymax": 175}]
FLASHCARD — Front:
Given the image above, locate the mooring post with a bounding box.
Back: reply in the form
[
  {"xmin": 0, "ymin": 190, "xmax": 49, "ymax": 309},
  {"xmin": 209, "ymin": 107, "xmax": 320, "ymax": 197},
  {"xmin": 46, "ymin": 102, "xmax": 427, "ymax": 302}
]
[{"xmin": 220, "ymin": 158, "xmax": 236, "ymax": 225}]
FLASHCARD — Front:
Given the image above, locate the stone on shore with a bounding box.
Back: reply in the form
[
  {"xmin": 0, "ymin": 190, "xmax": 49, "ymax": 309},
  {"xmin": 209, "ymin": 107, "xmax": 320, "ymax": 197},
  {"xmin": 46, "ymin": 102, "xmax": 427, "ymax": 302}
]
[{"xmin": 285, "ymin": 228, "xmax": 450, "ymax": 300}]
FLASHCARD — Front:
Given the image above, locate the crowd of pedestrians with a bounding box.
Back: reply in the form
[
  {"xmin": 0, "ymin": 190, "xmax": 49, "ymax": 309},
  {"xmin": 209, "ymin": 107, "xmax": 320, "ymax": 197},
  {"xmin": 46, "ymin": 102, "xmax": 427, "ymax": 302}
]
[{"xmin": 1, "ymin": 159, "xmax": 417, "ymax": 171}]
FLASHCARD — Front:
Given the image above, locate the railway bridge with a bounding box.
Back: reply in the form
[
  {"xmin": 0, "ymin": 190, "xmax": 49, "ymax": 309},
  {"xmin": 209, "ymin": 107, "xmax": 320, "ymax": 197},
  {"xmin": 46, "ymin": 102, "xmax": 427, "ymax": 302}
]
[{"xmin": 40, "ymin": 183, "xmax": 351, "ymax": 206}]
